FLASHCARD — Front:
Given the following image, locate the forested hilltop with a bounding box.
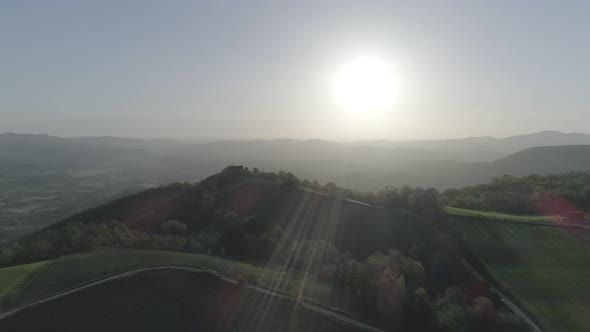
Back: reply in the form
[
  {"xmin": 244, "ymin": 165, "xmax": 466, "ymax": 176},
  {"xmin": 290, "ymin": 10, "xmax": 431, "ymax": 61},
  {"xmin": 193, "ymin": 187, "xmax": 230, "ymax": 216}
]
[{"xmin": 0, "ymin": 166, "xmax": 527, "ymax": 332}]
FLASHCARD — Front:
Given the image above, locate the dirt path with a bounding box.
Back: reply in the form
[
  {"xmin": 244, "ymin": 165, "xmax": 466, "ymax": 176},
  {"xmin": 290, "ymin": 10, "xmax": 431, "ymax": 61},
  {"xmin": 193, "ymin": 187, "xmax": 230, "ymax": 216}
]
[{"xmin": 460, "ymin": 258, "xmax": 542, "ymax": 332}]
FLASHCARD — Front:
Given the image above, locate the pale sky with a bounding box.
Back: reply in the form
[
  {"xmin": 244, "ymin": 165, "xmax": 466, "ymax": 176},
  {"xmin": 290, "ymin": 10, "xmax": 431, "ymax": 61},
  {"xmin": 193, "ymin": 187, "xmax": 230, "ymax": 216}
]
[{"xmin": 2, "ymin": 1, "xmax": 590, "ymax": 140}]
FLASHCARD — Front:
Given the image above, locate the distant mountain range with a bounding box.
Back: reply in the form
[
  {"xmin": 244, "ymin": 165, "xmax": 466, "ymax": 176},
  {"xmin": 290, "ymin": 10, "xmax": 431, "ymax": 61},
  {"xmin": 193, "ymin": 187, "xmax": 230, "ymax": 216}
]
[
  {"xmin": 68, "ymin": 130, "xmax": 590, "ymax": 161},
  {"xmin": 4, "ymin": 130, "xmax": 590, "ymax": 235},
  {"xmin": 494, "ymin": 145, "xmax": 590, "ymax": 176},
  {"xmin": 356, "ymin": 130, "xmax": 590, "ymax": 153},
  {"xmin": 3, "ymin": 131, "xmax": 590, "ymax": 189},
  {"xmin": 0, "ymin": 133, "xmax": 148, "ymax": 173}
]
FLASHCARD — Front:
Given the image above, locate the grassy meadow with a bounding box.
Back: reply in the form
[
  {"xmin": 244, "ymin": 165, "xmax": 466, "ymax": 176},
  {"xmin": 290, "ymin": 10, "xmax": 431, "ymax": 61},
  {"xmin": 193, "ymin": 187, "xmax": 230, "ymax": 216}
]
[
  {"xmin": 5, "ymin": 249, "xmax": 264, "ymax": 308},
  {"xmin": 0, "ymin": 261, "xmax": 48, "ymax": 306},
  {"xmin": 3, "ymin": 248, "xmax": 351, "ymax": 317},
  {"xmin": 451, "ymin": 217, "xmax": 590, "ymax": 331},
  {"xmin": 0, "ymin": 269, "xmax": 364, "ymax": 332},
  {"xmin": 445, "ymin": 206, "xmax": 554, "ymax": 223}
]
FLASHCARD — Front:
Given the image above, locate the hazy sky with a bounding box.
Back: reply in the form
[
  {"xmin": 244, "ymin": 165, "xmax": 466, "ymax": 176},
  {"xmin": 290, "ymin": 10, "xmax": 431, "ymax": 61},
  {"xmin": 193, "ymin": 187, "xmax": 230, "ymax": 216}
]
[{"xmin": 2, "ymin": 1, "xmax": 590, "ymax": 140}]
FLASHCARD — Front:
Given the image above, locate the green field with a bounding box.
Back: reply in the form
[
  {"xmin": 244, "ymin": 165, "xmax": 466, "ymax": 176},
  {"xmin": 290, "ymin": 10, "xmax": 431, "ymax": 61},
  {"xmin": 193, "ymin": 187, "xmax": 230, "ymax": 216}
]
[
  {"xmin": 451, "ymin": 218, "xmax": 590, "ymax": 331},
  {"xmin": 0, "ymin": 269, "xmax": 364, "ymax": 332},
  {"xmin": 4, "ymin": 249, "xmax": 270, "ymax": 308},
  {"xmin": 0, "ymin": 261, "xmax": 48, "ymax": 304},
  {"xmin": 3, "ymin": 248, "xmax": 348, "ymax": 316},
  {"xmin": 445, "ymin": 206, "xmax": 554, "ymax": 223}
]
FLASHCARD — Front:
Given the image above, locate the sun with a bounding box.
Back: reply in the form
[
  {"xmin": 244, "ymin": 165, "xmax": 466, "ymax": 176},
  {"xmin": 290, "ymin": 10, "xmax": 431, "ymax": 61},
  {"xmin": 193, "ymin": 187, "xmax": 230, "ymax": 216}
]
[{"xmin": 332, "ymin": 56, "xmax": 399, "ymax": 113}]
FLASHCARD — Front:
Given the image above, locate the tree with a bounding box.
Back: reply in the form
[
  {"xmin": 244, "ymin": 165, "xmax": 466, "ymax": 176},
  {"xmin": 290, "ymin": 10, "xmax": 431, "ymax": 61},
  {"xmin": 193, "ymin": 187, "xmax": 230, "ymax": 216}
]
[
  {"xmin": 161, "ymin": 219, "xmax": 187, "ymax": 235},
  {"xmin": 187, "ymin": 236, "xmax": 203, "ymax": 253},
  {"xmin": 324, "ymin": 182, "xmax": 337, "ymax": 195},
  {"xmin": 408, "ymin": 287, "xmax": 433, "ymax": 324},
  {"xmin": 242, "ymin": 215, "xmax": 264, "ymax": 234},
  {"xmin": 366, "ymin": 250, "xmax": 403, "ymax": 277},
  {"xmin": 312, "ymin": 179, "xmax": 320, "ymax": 189},
  {"xmin": 401, "ymin": 257, "xmax": 425, "ymax": 291},
  {"xmin": 472, "ymin": 296, "xmax": 494, "ymax": 321},
  {"xmin": 434, "ymin": 288, "xmax": 474, "ymax": 332},
  {"xmin": 0, "ymin": 248, "xmax": 14, "ymax": 266},
  {"xmin": 291, "ymin": 240, "xmax": 338, "ymax": 270},
  {"xmin": 280, "ymin": 172, "xmax": 300, "ymax": 189},
  {"xmin": 198, "ymin": 195, "xmax": 215, "ymax": 216},
  {"xmin": 375, "ymin": 268, "xmax": 407, "ymax": 325},
  {"xmin": 222, "ymin": 211, "xmax": 240, "ymax": 230},
  {"xmin": 25, "ymin": 239, "xmax": 53, "ymax": 260}
]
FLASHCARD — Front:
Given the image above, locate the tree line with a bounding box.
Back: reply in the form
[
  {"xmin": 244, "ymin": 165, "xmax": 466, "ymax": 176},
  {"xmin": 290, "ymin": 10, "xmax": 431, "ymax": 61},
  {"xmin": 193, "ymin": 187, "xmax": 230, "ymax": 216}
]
[
  {"xmin": 289, "ymin": 240, "xmax": 526, "ymax": 331},
  {"xmin": 441, "ymin": 171, "xmax": 590, "ymax": 216}
]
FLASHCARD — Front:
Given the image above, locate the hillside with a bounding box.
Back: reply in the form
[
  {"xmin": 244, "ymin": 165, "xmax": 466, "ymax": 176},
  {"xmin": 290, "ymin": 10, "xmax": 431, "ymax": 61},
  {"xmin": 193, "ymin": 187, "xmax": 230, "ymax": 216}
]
[
  {"xmin": 493, "ymin": 145, "xmax": 590, "ymax": 176},
  {"xmin": 69, "ymin": 136, "xmax": 194, "ymax": 153},
  {"xmin": 0, "ymin": 133, "xmax": 147, "ymax": 172},
  {"xmin": 451, "ymin": 217, "xmax": 590, "ymax": 331},
  {"xmin": 369, "ymin": 131, "xmax": 590, "ymax": 154},
  {"xmin": 0, "ymin": 249, "xmax": 297, "ymax": 311},
  {"xmin": 0, "ymin": 248, "xmax": 382, "ymax": 324},
  {"xmin": 0, "ymin": 269, "xmax": 365, "ymax": 332},
  {"xmin": 0, "ymin": 167, "xmax": 531, "ymax": 331},
  {"xmin": 38, "ymin": 178, "xmax": 434, "ymax": 260}
]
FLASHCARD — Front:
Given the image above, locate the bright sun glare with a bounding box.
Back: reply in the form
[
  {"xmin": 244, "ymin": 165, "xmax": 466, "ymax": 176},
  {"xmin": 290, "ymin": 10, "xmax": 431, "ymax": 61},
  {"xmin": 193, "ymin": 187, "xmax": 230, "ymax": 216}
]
[{"xmin": 332, "ymin": 56, "xmax": 398, "ymax": 114}]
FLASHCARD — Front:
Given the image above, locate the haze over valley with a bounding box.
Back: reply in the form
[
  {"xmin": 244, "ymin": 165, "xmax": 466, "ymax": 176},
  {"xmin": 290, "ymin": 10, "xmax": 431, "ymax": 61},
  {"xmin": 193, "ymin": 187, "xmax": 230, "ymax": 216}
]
[
  {"xmin": 4, "ymin": 1, "xmax": 590, "ymax": 332},
  {"xmin": 4, "ymin": 130, "xmax": 590, "ymax": 243}
]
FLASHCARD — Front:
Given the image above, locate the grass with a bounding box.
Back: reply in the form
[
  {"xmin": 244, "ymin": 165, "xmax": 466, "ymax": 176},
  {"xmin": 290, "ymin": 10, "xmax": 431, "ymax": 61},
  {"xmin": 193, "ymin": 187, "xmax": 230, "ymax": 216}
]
[
  {"xmin": 0, "ymin": 269, "xmax": 365, "ymax": 332},
  {"xmin": 0, "ymin": 261, "xmax": 48, "ymax": 304},
  {"xmin": 6, "ymin": 248, "xmax": 264, "ymax": 308},
  {"xmin": 4, "ymin": 248, "xmax": 347, "ymax": 315},
  {"xmin": 1, "ymin": 249, "xmax": 369, "ymax": 329},
  {"xmin": 3, "ymin": 248, "xmax": 368, "ymax": 324},
  {"xmin": 451, "ymin": 217, "xmax": 590, "ymax": 332},
  {"xmin": 445, "ymin": 206, "xmax": 554, "ymax": 223}
]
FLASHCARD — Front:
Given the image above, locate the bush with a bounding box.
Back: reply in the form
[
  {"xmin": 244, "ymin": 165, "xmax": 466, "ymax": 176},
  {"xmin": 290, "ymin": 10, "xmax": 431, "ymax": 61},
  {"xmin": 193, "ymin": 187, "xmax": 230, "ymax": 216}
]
[
  {"xmin": 160, "ymin": 220, "xmax": 188, "ymax": 235},
  {"xmin": 408, "ymin": 287, "xmax": 433, "ymax": 323},
  {"xmin": 291, "ymin": 240, "xmax": 338, "ymax": 271},
  {"xmin": 0, "ymin": 247, "xmax": 14, "ymax": 266}
]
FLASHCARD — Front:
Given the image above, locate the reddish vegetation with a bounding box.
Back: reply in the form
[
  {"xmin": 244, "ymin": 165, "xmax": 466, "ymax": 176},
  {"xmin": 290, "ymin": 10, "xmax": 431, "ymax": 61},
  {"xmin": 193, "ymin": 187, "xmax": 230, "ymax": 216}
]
[{"xmin": 535, "ymin": 193, "xmax": 579, "ymax": 218}]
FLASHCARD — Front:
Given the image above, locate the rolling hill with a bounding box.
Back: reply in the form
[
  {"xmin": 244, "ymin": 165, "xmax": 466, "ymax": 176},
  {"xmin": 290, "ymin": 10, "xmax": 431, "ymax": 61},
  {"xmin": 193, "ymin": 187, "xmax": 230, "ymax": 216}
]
[
  {"xmin": 451, "ymin": 216, "xmax": 590, "ymax": 331},
  {"xmin": 4, "ymin": 132, "xmax": 590, "ymax": 191},
  {"xmin": 41, "ymin": 178, "xmax": 434, "ymax": 260},
  {"xmin": 0, "ymin": 168, "xmax": 539, "ymax": 331},
  {"xmin": 0, "ymin": 268, "xmax": 365, "ymax": 332},
  {"xmin": 0, "ymin": 249, "xmax": 290, "ymax": 311},
  {"xmin": 0, "ymin": 169, "xmax": 444, "ymax": 331},
  {"xmin": 493, "ymin": 145, "xmax": 590, "ymax": 176},
  {"xmin": 363, "ymin": 130, "xmax": 590, "ymax": 154},
  {"xmin": 0, "ymin": 133, "xmax": 147, "ymax": 173}
]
